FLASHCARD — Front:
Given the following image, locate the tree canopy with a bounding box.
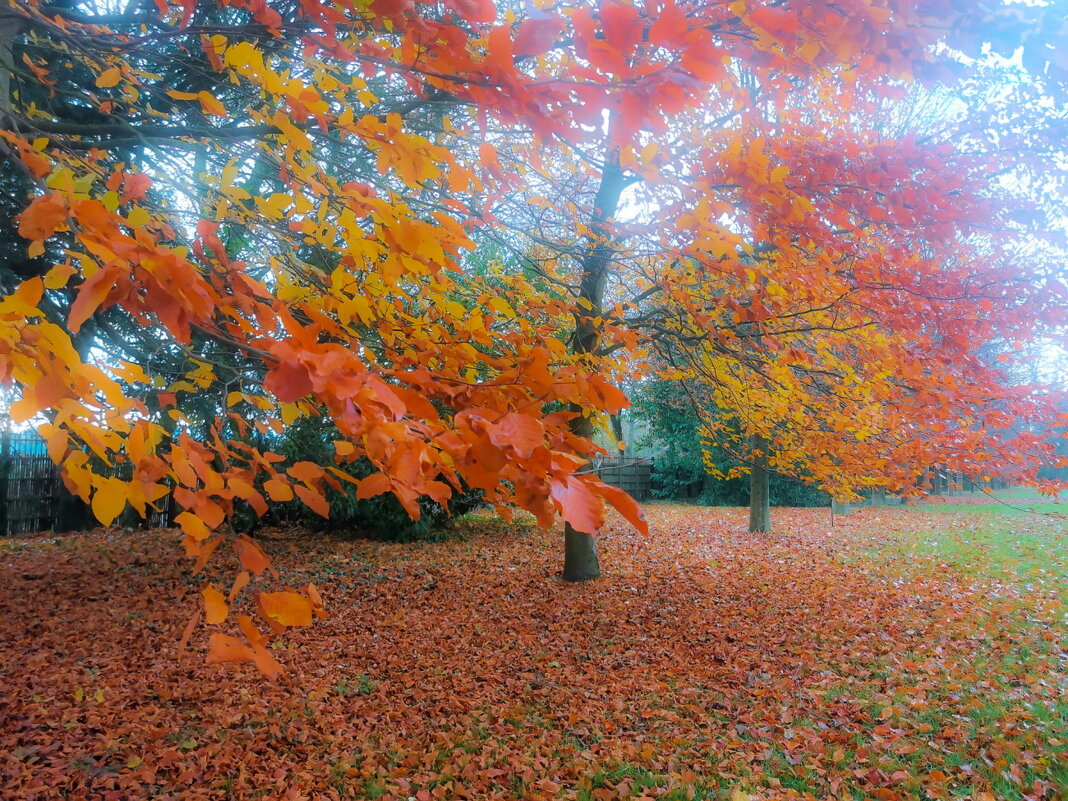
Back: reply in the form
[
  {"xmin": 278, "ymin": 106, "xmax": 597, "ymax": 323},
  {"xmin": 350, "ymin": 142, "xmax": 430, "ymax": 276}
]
[{"xmin": 1, "ymin": 0, "xmax": 1065, "ymax": 673}]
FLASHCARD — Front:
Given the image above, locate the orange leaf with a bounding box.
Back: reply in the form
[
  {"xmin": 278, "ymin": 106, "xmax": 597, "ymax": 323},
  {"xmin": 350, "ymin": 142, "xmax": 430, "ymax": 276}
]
[
  {"xmin": 490, "ymin": 412, "xmax": 544, "ymax": 458},
  {"xmin": 201, "ymin": 584, "xmax": 229, "ymax": 624},
  {"xmin": 294, "ymin": 484, "xmax": 330, "ymax": 517},
  {"xmin": 236, "ymin": 614, "xmax": 268, "ymax": 648},
  {"xmin": 95, "ymin": 67, "xmax": 121, "ymax": 87},
  {"xmin": 305, "ymin": 583, "xmax": 328, "ymax": 617},
  {"xmin": 191, "ymin": 535, "xmax": 222, "ymax": 573},
  {"xmin": 249, "ymin": 644, "xmax": 284, "ymax": 678},
  {"xmin": 175, "ymin": 511, "xmax": 212, "ymax": 542},
  {"xmin": 228, "ymin": 570, "xmax": 250, "ymax": 603},
  {"xmin": 597, "ymin": 483, "xmax": 648, "ymax": 535},
  {"xmin": 206, "ymin": 631, "xmax": 283, "ymax": 678},
  {"xmin": 233, "ymin": 535, "xmax": 270, "ymax": 576},
  {"xmin": 17, "ymin": 192, "xmax": 67, "ymax": 241},
  {"xmin": 288, "ymin": 461, "xmax": 324, "ymax": 484},
  {"xmin": 69, "ymin": 267, "xmax": 117, "ymax": 333},
  {"xmin": 550, "ymin": 475, "xmax": 604, "ymax": 535},
  {"xmin": 176, "ymin": 608, "xmax": 201, "ymax": 658},
  {"xmin": 258, "ymin": 591, "xmax": 313, "ymax": 627},
  {"xmin": 263, "ymin": 477, "xmax": 294, "ymax": 502},
  {"xmin": 205, "ymin": 633, "xmax": 253, "ymax": 665},
  {"xmin": 197, "ymin": 90, "xmax": 227, "ymax": 117},
  {"xmin": 356, "ymin": 472, "xmax": 391, "ymax": 500}
]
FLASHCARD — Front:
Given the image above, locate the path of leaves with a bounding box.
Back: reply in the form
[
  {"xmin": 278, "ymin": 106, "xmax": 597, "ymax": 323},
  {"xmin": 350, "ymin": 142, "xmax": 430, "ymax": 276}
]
[{"xmin": 1, "ymin": 506, "xmax": 1064, "ymax": 800}]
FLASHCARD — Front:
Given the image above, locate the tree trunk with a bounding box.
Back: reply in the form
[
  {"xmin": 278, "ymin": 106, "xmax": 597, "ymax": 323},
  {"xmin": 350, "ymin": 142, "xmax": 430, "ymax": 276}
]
[
  {"xmin": 562, "ymin": 524, "xmax": 601, "ymax": 581},
  {"xmin": 748, "ymin": 444, "xmax": 771, "ymax": 533},
  {"xmin": 560, "ymin": 145, "xmax": 626, "ymax": 581}
]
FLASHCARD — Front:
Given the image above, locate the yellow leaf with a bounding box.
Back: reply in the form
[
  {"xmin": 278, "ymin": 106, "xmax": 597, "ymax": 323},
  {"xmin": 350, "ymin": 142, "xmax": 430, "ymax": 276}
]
[
  {"xmin": 113, "ymin": 361, "xmax": 149, "ymax": 384},
  {"xmin": 91, "ymin": 477, "xmax": 127, "ymax": 526},
  {"xmin": 126, "ymin": 206, "xmax": 150, "ymax": 228},
  {"xmin": 126, "ymin": 755, "xmax": 142, "ymax": 769},
  {"xmin": 93, "ymin": 688, "xmax": 104, "ymax": 702},
  {"xmin": 95, "ymin": 67, "xmax": 121, "ymax": 88},
  {"xmin": 175, "ymin": 511, "xmax": 212, "ymax": 542},
  {"xmin": 43, "ymin": 264, "xmax": 77, "ymax": 290}
]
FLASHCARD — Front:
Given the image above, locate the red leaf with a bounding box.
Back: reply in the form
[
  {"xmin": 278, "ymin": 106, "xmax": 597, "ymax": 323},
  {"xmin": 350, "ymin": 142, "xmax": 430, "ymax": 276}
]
[
  {"xmin": 648, "ymin": 1, "xmax": 688, "ymax": 47},
  {"xmin": 121, "ymin": 173, "xmax": 152, "ymax": 203},
  {"xmin": 514, "ymin": 15, "xmax": 565, "ymax": 57},
  {"xmin": 264, "ymin": 360, "xmax": 313, "ymax": 402}
]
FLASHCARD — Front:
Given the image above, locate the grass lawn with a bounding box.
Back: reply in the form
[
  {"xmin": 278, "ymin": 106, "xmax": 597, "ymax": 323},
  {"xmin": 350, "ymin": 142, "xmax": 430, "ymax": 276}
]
[
  {"xmin": 877, "ymin": 489, "xmax": 1067, "ymax": 599},
  {"xmin": 0, "ymin": 500, "xmax": 1064, "ymax": 800}
]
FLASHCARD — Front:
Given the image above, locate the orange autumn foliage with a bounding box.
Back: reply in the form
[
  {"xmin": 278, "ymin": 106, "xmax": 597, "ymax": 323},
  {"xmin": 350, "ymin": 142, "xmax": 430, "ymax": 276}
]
[{"xmin": 0, "ymin": 0, "xmax": 1064, "ymax": 674}]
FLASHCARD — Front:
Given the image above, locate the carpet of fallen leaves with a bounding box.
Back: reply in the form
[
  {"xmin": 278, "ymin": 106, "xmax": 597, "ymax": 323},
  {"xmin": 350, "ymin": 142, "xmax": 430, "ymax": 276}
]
[{"xmin": 1, "ymin": 504, "xmax": 1065, "ymax": 801}]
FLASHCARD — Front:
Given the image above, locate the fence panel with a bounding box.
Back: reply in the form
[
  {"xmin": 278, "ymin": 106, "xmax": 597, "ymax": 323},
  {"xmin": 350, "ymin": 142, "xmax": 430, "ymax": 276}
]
[
  {"xmin": 0, "ymin": 430, "xmax": 67, "ymax": 536},
  {"xmin": 596, "ymin": 456, "xmax": 653, "ymax": 501},
  {"xmin": 0, "ymin": 428, "xmax": 174, "ymax": 535}
]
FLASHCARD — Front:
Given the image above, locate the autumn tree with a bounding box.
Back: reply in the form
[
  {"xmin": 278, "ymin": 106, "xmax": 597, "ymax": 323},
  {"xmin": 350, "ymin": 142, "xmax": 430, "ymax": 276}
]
[
  {"xmin": 1, "ymin": 0, "xmax": 1066, "ymax": 672},
  {"xmin": 646, "ymin": 75, "xmax": 1068, "ymax": 531}
]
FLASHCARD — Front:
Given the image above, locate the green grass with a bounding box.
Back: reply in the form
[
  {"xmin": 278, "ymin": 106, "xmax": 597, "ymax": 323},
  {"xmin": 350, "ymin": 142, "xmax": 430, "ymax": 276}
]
[{"xmin": 875, "ymin": 490, "xmax": 1068, "ymax": 596}]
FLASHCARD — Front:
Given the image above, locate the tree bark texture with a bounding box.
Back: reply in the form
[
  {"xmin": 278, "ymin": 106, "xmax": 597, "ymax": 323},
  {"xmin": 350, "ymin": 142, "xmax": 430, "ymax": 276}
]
[
  {"xmin": 561, "ymin": 149, "xmax": 626, "ymax": 581},
  {"xmin": 748, "ymin": 443, "xmax": 772, "ymax": 534}
]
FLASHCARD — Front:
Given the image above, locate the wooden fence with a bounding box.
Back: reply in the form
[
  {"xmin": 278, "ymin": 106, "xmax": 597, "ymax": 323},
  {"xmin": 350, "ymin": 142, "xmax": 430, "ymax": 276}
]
[
  {"xmin": 0, "ymin": 430, "xmax": 67, "ymax": 536},
  {"xmin": 0, "ymin": 429, "xmax": 173, "ymax": 536},
  {"xmin": 596, "ymin": 456, "xmax": 653, "ymax": 501}
]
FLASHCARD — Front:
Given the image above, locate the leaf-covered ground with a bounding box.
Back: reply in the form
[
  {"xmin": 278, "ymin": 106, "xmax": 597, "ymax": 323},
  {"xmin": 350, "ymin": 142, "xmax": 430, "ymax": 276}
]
[{"xmin": 1, "ymin": 499, "xmax": 1064, "ymax": 800}]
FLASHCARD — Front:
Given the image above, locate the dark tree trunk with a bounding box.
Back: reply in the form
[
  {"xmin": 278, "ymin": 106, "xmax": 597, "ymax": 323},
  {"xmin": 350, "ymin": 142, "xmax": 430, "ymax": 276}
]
[
  {"xmin": 562, "ymin": 524, "xmax": 601, "ymax": 581},
  {"xmin": 561, "ymin": 147, "xmax": 626, "ymax": 581},
  {"xmin": 748, "ymin": 442, "xmax": 771, "ymax": 534}
]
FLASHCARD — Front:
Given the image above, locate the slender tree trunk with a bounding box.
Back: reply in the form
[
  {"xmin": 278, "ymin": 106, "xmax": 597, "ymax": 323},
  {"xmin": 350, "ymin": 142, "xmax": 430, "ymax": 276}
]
[
  {"xmin": 748, "ymin": 440, "xmax": 771, "ymax": 533},
  {"xmin": 0, "ymin": 11, "xmax": 19, "ymax": 116},
  {"xmin": 561, "ymin": 147, "xmax": 626, "ymax": 582}
]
